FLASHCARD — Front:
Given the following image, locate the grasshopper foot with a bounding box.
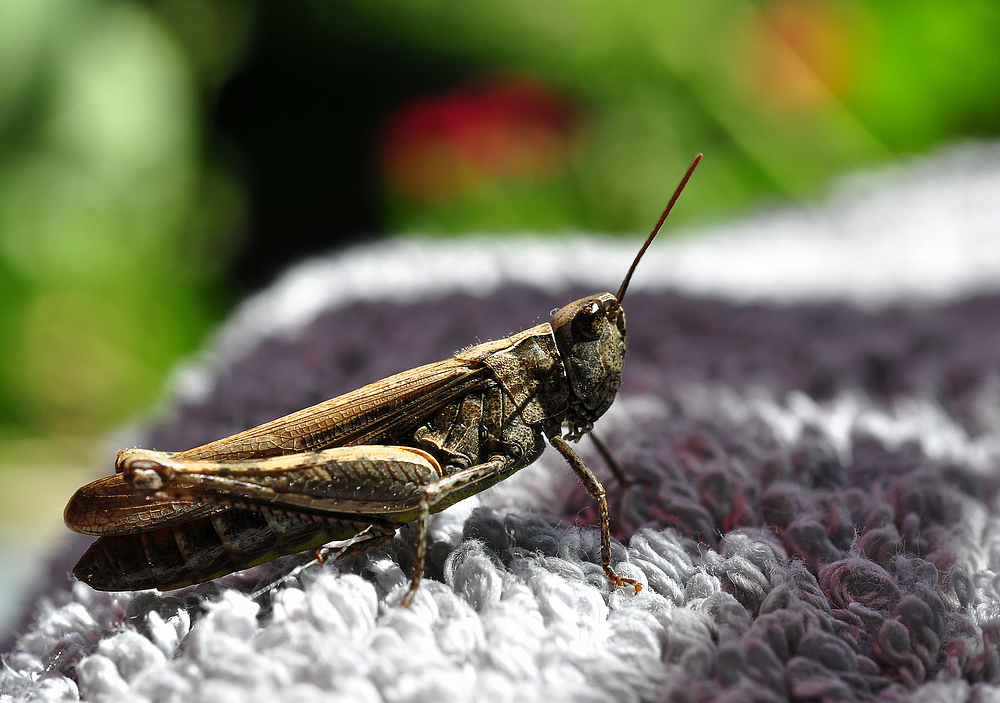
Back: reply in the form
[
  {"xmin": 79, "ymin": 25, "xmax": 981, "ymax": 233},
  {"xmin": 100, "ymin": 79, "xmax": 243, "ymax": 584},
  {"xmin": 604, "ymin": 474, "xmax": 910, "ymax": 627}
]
[
  {"xmin": 615, "ymin": 577, "xmax": 642, "ymax": 594},
  {"xmin": 604, "ymin": 566, "xmax": 642, "ymax": 594},
  {"xmin": 401, "ymin": 581, "xmax": 419, "ymax": 608}
]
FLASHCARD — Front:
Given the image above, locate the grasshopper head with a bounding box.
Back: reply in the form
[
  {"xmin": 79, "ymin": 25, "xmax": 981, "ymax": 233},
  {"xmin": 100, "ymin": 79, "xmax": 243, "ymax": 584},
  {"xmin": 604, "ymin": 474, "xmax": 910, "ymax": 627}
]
[
  {"xmin": 550, "ymin": 292, "xmax": 626, "ymax": 438},
  {"xmin": 547, "ymin": 153, "xmax": 702, "ymax": 439}
]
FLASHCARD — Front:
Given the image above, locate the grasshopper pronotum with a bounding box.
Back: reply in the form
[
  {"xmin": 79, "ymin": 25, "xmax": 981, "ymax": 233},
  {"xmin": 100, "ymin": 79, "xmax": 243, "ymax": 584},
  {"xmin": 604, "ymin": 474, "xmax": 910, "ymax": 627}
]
[{"xmin": 65, "ymin": 155, "xmax": 702, "ymax": 606}]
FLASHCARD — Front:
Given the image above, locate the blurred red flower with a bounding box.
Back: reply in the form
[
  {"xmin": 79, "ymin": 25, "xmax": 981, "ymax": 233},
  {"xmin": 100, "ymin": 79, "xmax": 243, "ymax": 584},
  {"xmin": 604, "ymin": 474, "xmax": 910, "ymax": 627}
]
[{"xmin": 379, "ymin": 76, "xmax": 574, "ymax": 205}]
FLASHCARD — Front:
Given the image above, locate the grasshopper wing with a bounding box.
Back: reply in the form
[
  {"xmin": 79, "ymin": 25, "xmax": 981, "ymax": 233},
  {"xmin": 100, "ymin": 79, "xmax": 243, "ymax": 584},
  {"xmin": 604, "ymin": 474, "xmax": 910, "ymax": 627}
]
[
  {"xmin": 66, "ymin": 358, "xmax": 491, "ymax": 535},
  {"xmin": 64, "ymin": 473, "xmax": 226, "ymax": 536},
  {"xmin": 175, "ymin": 358, "xmax": 493, "ymax": 461}
]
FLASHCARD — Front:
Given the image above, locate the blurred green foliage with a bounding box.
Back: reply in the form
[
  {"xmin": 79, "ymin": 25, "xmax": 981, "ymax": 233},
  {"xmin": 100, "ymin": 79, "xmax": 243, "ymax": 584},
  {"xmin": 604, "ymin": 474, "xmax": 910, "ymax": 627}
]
[
  {"xmin": 0, "ymin": 0, "xmax": 249, "ymax": 437},
  {"xmin": 338, "ymin": 0, "xmax": 1000, "ymax": 231},
  {"xmin": 0, "ymin": 0, "xmax": 998, "ymax": 441}
]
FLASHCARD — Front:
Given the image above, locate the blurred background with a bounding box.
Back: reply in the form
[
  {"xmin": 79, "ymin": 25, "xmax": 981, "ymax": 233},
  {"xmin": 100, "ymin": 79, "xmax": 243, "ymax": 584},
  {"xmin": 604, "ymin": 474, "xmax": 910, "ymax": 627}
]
[{"xmin": 1, "ymin": 0, "xmax": 999, "ymax": 634}]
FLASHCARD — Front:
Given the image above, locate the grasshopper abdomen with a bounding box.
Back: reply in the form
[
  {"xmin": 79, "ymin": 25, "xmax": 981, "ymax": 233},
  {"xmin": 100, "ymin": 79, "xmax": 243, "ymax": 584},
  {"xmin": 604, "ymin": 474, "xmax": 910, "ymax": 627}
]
[{"xmin": 75, "ymin": 510, "xmax": 381, "ymax": 591}]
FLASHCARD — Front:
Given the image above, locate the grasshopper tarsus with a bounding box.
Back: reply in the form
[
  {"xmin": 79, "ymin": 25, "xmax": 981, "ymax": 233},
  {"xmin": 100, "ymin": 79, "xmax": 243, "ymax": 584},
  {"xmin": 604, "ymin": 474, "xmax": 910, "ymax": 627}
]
[
  {"xmin": 608, "ymin": 573, "xmax": 643, "ymax": 594},
  {"xmin": 65, "ymin": 155, "xmax": 702, "ymax": 604},
  {"xmin": 401, "ymin": 577, "xmax": 420, "ymax": 609}
]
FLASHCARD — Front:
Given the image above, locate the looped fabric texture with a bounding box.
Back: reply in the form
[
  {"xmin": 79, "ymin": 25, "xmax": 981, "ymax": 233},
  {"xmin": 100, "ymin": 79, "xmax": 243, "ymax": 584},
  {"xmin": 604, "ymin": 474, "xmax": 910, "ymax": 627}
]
[{"xmin": 6, "ymin": 145, "xmax": 1000, "ymax": 702}]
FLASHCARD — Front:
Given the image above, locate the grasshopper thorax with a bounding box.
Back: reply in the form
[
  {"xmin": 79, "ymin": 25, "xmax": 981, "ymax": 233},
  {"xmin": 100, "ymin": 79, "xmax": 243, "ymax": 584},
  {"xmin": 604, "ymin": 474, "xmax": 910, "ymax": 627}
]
[{"xmin": 550, "ymin": 292, "xmax": 626, "ymax": 439}]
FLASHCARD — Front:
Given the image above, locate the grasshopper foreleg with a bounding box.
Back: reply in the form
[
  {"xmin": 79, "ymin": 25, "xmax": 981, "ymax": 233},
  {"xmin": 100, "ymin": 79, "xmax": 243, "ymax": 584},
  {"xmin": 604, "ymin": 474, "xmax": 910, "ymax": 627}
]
[{"xmin": 549, "ymin": 435, "xmax": 642, "ymax": 595}]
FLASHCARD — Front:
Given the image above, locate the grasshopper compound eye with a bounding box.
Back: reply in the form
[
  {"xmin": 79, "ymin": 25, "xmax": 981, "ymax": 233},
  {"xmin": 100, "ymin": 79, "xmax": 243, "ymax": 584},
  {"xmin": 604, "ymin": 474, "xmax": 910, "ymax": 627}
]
[{"xmin": 572, "ymin": 302, "xmax": 603, "ymax": 340}]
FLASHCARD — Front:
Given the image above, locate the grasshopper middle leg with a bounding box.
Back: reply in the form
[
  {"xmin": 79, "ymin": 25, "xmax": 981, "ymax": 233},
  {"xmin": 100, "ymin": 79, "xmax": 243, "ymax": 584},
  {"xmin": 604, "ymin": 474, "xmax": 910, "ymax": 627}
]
[{"xmin": 250, "ymin": 524, "xmax": 397, "ymax": 601}]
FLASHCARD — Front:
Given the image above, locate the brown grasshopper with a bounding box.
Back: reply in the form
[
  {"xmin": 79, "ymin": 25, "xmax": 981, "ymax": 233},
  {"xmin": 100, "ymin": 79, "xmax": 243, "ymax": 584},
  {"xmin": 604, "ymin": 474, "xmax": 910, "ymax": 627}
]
[{"xmin": 64, "ymin": 154, "xmax": 702, "ymax": 606}]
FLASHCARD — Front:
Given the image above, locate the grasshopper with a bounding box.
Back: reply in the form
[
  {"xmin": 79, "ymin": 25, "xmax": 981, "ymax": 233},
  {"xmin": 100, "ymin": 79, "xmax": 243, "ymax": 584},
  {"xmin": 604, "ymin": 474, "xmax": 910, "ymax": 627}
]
[{"xmin": 64, "ymin": 155, "xmax": 702, "ymax": 606}]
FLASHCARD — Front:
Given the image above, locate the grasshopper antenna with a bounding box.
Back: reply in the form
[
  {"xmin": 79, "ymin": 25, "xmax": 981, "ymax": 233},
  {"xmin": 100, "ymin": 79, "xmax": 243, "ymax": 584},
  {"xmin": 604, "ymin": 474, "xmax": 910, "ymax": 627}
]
[{"xmin": 616, "ymin": 153, "xmax": 702, "ymax": 304}]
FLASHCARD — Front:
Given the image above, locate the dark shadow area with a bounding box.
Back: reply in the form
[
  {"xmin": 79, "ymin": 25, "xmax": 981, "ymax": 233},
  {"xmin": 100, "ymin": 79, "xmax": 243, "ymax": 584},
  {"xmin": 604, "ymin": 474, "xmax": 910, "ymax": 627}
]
[{"xmin": 213, "ymin": 2, "xmax": 474, "ymax": 290}]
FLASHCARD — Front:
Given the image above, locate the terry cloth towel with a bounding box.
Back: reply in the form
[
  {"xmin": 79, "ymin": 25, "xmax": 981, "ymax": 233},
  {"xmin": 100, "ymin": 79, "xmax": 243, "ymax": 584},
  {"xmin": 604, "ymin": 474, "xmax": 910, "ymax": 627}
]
[{"xmin": 5, "ymin": 144, "xmax": 1000, "ymax": 703}]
